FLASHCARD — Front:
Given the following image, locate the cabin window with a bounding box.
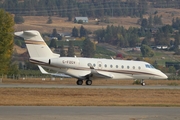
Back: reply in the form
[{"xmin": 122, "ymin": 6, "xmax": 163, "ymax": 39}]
[
  {"xmin": 127, "ymin": 66, "xmax": 130, "ymax": 69},
  {"xmin": 116, "ymin": 65, "xmax": 118, "ymax": 68},
  {"xmin": 138, "ymin": 66, "xmax": 141, "ymax": 70},
  {"xmin": 121, "ymin": 65, "xmax": 124, "ymax": 69},
  {"xmin": 145, "ymin": 64, "xmax": 150, "ymax": 68},
  {"xmin": 87, "ymin": 63, "xmax": 91, "ymax": 67},
  {"xmin": 110, "ymin": 65, "xmax": 113, "ymax": 68},
  {"xmin": 99, "ymin": 64, "xmax": 101, "ymax": 67},
  {"xmin": 145, "ymin": 64, "xmax": 155, "ymax": 69},
  {"xmin": 104, "ymin": 64, "xmax": 107, "ymax": 68},
  {"xmin": 133, "ymin": 66, "xmax": 135, "ymax": 69},
  {"xmin": 93, "ymin": 64, "xmax": 96, "ymax": 67},
  {"xmin": 150, "ymin": 65, "xmax": 155, "ymax": 69}
]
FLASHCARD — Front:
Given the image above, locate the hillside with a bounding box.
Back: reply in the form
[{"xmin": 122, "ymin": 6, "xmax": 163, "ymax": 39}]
[
  {"xmin": 13, "ymin": 8, "xmax": 180, "ymax": 65},
  {"xmin": 13, "ymin": 45, "xmax": 27, "ymax": 55},
  {"xmin": 14, "ymin": 16, "xmax": 139, "ymax": 33},
  {"xmin": 14, "ymin": 8, "xmax": 180, "ymax": 52},
  {"xmin": 14, "ymin": 8, "xmax": 180, "ymax": 34}
]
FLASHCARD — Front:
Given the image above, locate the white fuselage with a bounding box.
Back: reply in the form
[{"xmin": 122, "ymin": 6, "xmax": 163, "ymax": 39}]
[
  {"xmin": 31, "ymin": 57, "xmax": 168, "ymax": 80},
  {"xmin": 14, "ymin": 30, "xmax": 168, "ymax": 85}
]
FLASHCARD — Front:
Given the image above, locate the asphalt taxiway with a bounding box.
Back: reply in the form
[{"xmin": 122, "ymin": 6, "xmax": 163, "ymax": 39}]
[
  {"xmin": 0, "ymin": 84, "xmax": 180, "ymax": 120},
  {"xmin": 0, "ymin": 83, "xmax": 180, "ymax": 89},
  {"xmin": 0, "ymin": 106, "xmax": 179, "ymax": 120}
]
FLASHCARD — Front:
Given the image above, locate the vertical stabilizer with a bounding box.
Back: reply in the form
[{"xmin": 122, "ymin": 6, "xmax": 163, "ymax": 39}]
[{"xmin": 14, "ymin": 30, "xmax": 59, "ymax": 58}]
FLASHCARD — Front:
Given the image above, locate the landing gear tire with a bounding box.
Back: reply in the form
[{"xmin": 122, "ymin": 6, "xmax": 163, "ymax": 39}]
[
  {"xmin": 141, "ymin": 79, "xmax": 146, "ymax": 86},
  {"xmin": 76, "ymin": 80, "xmax": 83, "ymax": 85},
  {"xmin": 86, "ymin": 80, "xmax": 92, "ymax": 85},
  {"xmin": 141, "ymin": 82, "xmax": 146, "ymax": 86}
]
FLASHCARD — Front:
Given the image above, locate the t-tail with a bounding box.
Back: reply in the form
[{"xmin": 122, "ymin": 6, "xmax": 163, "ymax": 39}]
[
  {"xmin": 14, "ymin": 30, "xmax": 59, "ymax": 65},
  {"xmin": 14, "ymin": 30, "xmax": 59, "ymax": 58}
]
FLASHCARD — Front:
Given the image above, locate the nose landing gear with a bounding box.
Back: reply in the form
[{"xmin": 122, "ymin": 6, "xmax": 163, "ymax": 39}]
[{"xmin": 141, "ymin": 79, "xmax": 146, "ymax": 86}]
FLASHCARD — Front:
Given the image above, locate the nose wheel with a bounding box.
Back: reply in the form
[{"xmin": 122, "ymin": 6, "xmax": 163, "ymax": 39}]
[{"xmin": 141, "ymin": 79, "xmax": 146, "ymax": 86}]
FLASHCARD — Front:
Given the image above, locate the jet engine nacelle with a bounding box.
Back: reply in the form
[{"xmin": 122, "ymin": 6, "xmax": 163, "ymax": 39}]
[{"xmin": 49, "ymin": 57, "xmax": 79, "ymax": 68}]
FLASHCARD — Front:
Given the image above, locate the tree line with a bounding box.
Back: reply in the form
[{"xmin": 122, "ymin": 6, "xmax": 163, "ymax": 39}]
[
  {"xmin": 1, "ymin": 0, "xmax": 148, "ymax": 17},
  {"xmin": 150, "ymin": 0, "xmax": 180, "ymax": 8},
  {"xmin": 95, "ymin": 16, "xmax": 180, "ymax": 54},
  {"xmin": 1, "ymin": 0, "xmax": 180, "ymax": 18}
]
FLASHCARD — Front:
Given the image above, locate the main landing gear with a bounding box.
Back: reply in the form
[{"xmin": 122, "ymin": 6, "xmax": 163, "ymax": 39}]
[
  {"xmin": 86, "ymin": 80, "xmax": 92, "ymax": 85},
  {"xmin": 141, "ymin": 79, "xmax": 146, "ymax": 86},
  {"xmin": 76, "ymin": 79, "xmax": 92, "ymax": 85},
  {"xmin": 76, "ymin": 79, "xmax": 83, "ymax": 85}
]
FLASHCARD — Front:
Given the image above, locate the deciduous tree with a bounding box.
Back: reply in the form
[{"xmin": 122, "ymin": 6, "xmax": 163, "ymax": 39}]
[
  {"xmin": 0, "ymin": 9, "xmax": 14, "ymax": 74},
  {"xmin": 140, "ymin": 44, "xmax": 154, "ymax": 57}
]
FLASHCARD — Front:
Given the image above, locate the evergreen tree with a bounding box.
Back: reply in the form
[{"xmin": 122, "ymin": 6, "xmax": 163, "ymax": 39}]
[
  {"xmin": 0, "ymin": 9, "xmax": 14, "ymax": 74},
  {"xmin": 67, "ymin": 41, "xmax": 74, "ymax": 57},
  {"xmin": 14, "ymin": 14, "xmax": 24, "ymax": 24},
  {"xmin": 3, "ymin": 0, "xmax": 18, "ymax": 14},
  {"xmin": 174, "ymin": 32, "xmax": 180, "ymax": 54},
  {"xmin": 47, "ymin": 16, "xmax": 52, "ymax": 24},
  {"xmin": 52, "ymin": 28, "xmax": 62, "ymax": 40},
  {"xmin": 141, "ymin": 37, "xmax": 151, "ymax": 46},
  {"xmin": 49, "ymin": 39, "xmax": 57, "ymax": 48},
  {"xmin": 68, "ymin": 14, "xmax": 73, "ymax": 21},
  {"xmin": 148, "ymin": 15, "xmax": 153, "ymax": 27},
  {"xmin": 37, "ymin": 0, "xmax": 48, "ymax": 16},
  {"xmin": 168, "ymin": 66, "xmax": 176, "ymax": 75},
  {"xmin": 23, "ymin": 0, "xmax": 38, "ymax": 15},
  {"xmin": 153, "ymin": 15, "xmax": 163, "ymax": 25},
  {"xmin": 80, "ymin": 26, "xmax": 87, "ymax": 37},
  {"xmin": 0, "ymin": 0, "xmax": 152, "ymax": 18},
  {"xmin": 141, "ymin": 18, "xmax": 148, "ymax": 28},
  {"xmin": 52, "ymin": 28, "xmax": 58, "ymax": 37},
  {"xmin": 72, "ymin": 27, "xmax": 78, "ymax": 37},
  {"xmin": 60, "ymin": 45, "xmax": 66, "ymax": 57},
  {"xmin": 82, "ymin": 38, "xmax": 95, "ymax": 57}
]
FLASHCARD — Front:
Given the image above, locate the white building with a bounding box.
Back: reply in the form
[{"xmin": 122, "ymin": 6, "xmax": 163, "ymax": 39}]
[{"xmin": 74, "ymin": 17, "xmax": 88, "ymax": 23}]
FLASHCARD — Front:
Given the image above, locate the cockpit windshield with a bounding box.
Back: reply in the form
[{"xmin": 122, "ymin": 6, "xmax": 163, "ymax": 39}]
[{"xmin": 145, "ymin": 64, "xmax": 155, "ymax": 69}]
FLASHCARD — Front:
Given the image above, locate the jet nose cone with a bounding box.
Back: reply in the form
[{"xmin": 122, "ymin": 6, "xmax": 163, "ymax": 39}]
[
  {"xmin": 154, "ymin": 70, "xmax": 168, "ymax": 79},
  {"xmin": 160, "ymin": 72, "xmax": 168, "ymax": 79}
]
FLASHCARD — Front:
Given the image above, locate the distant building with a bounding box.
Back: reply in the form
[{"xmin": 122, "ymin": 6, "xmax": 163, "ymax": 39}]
[
  {"xmin": 74, "ymin": 17, "xmax": 88, "ymax": 23},
  {"xmin": 58, "ymin": 32, "xmax": 72, "ymax": 38}
]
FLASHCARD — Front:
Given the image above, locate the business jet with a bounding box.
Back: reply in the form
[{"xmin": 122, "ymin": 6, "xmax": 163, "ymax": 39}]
[{"xmin": 14, "ymin": 30, "xmax": 168, "ymax": 86}]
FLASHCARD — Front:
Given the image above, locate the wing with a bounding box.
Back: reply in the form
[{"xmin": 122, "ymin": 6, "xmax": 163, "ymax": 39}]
[
  {"xmin": 90, "ymin": 68, "xmax": 113, "ymax": 78},
  {"xmin": 38, "ymin": 65, "xmax": 71, "ymax": 78},
  {"xmin": 86, "ymin": 63, "xmax": 113, "ymax": 79}
]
